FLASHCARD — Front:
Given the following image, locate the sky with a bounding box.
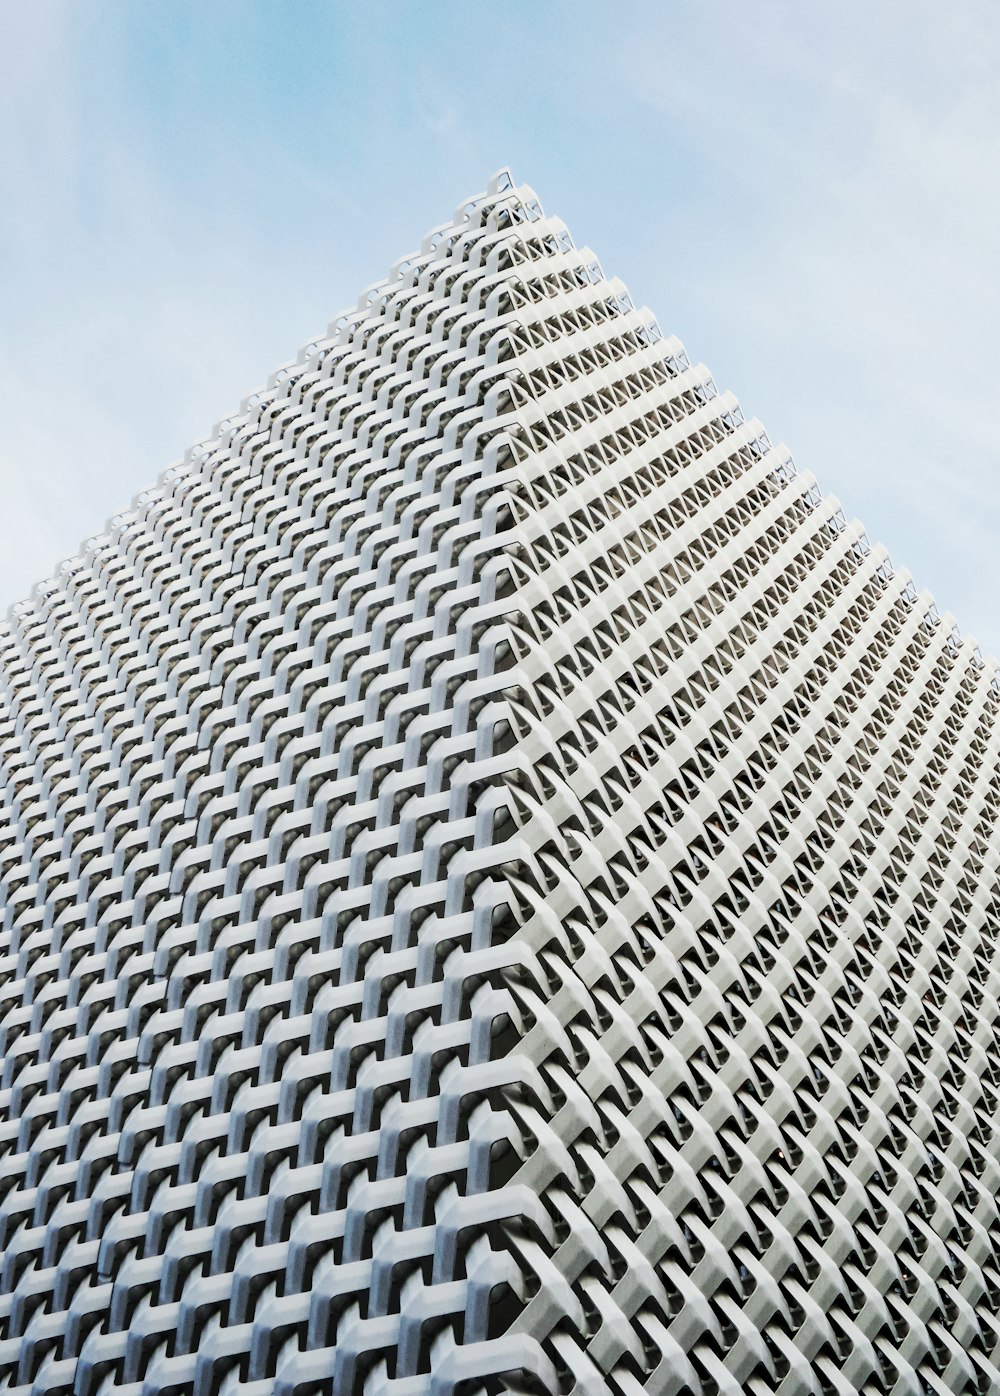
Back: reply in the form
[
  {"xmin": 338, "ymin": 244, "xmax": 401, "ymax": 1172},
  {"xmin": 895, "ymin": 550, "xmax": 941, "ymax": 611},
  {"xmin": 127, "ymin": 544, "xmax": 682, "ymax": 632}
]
[{"xmin": 2, "ymin": 2, "xmax": 1000, "ymax": 648}]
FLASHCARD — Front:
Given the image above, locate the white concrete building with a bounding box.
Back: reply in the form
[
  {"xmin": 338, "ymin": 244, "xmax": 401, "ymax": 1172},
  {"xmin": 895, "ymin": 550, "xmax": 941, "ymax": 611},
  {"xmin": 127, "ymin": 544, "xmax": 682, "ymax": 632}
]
[{"xmin": 1, "ymin": 172, "xmax": 998, "ymax": 1396}]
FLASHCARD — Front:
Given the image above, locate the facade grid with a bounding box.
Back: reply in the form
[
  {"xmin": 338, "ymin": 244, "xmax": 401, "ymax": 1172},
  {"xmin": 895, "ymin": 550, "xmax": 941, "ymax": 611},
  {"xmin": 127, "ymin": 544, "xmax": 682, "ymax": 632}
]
[{"xmin": 0, "ymin": 172, "xmax": 999, "ymax": 1396}]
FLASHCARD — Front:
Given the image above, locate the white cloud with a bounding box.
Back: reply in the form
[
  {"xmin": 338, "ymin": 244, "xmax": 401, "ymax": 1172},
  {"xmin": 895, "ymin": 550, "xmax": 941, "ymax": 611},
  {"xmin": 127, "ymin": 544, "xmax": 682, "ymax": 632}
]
[
  {"xmin": 1, "ymin": 2, "xmax": 1000, "ymax": 652},
  {"xmin": 612, "ymin": 1, "xmax": 1000, "ymax": 646}
]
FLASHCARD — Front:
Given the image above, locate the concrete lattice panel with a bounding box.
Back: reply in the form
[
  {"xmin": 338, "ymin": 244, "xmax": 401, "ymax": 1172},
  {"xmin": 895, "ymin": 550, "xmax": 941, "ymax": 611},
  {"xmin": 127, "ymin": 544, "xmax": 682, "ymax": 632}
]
[{"xmin": 2, "ymin": 173, "xmax": 1000, "ymax": 1396}]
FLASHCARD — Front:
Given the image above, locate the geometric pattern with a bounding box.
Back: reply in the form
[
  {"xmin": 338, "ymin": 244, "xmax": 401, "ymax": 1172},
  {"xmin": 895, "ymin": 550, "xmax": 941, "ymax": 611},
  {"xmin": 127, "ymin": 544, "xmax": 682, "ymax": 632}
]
[
  {"xmin": 2, "ymin": 172, "xmax": 1000, "ymax": 1396},
  {"xmin": 492, "ymin": 254, "xmax": 1000, "ymax": 1396}
]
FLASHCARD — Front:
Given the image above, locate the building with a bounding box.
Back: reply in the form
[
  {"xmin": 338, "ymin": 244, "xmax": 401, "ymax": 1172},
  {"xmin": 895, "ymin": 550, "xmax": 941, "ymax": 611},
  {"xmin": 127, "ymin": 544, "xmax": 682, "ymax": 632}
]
[{"xmin": 1, "ymin": 171, "xmax": 999, "ymax": 1396}]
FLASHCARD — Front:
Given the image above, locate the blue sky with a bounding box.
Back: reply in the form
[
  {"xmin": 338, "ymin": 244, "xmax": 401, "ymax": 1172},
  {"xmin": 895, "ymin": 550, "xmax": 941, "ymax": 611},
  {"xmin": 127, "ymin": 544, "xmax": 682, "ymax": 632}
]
[{"xmin": 3, "ymin": 3, "xmax": 1000, "ymax": 648}]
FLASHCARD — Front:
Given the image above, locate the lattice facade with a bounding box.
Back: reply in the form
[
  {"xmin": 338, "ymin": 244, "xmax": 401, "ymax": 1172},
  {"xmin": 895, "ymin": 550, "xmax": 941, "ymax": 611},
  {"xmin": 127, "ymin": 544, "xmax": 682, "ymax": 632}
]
[{"xmin": 2, "ymin": 173, "xmax": 1000, "ymax": 1396}]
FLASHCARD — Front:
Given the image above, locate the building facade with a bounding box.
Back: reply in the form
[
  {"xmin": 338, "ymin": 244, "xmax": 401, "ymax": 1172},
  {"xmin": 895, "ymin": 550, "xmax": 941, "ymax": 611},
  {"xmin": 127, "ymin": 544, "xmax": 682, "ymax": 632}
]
[{"xmin": 1, "ymin": 172, "xmax": 1000, "ymax": 1395}]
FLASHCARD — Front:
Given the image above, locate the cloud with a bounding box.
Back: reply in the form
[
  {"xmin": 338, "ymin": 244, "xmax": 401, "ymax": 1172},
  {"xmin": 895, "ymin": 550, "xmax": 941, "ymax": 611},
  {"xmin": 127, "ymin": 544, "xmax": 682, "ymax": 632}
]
[
  {"xmin": 612, "ymin": 1, "xmax": 1000, "ymax": 646},
  {"xmin": 1, "ymin": 2, "xmax": 999, "ymax": 652}
]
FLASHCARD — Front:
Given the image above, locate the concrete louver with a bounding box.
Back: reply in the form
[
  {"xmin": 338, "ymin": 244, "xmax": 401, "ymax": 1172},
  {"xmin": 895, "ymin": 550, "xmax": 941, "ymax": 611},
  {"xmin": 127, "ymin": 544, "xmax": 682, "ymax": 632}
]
[{"xmin": 1, "ymin": 171, "xmax": 1000, "ymax": 1396}]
